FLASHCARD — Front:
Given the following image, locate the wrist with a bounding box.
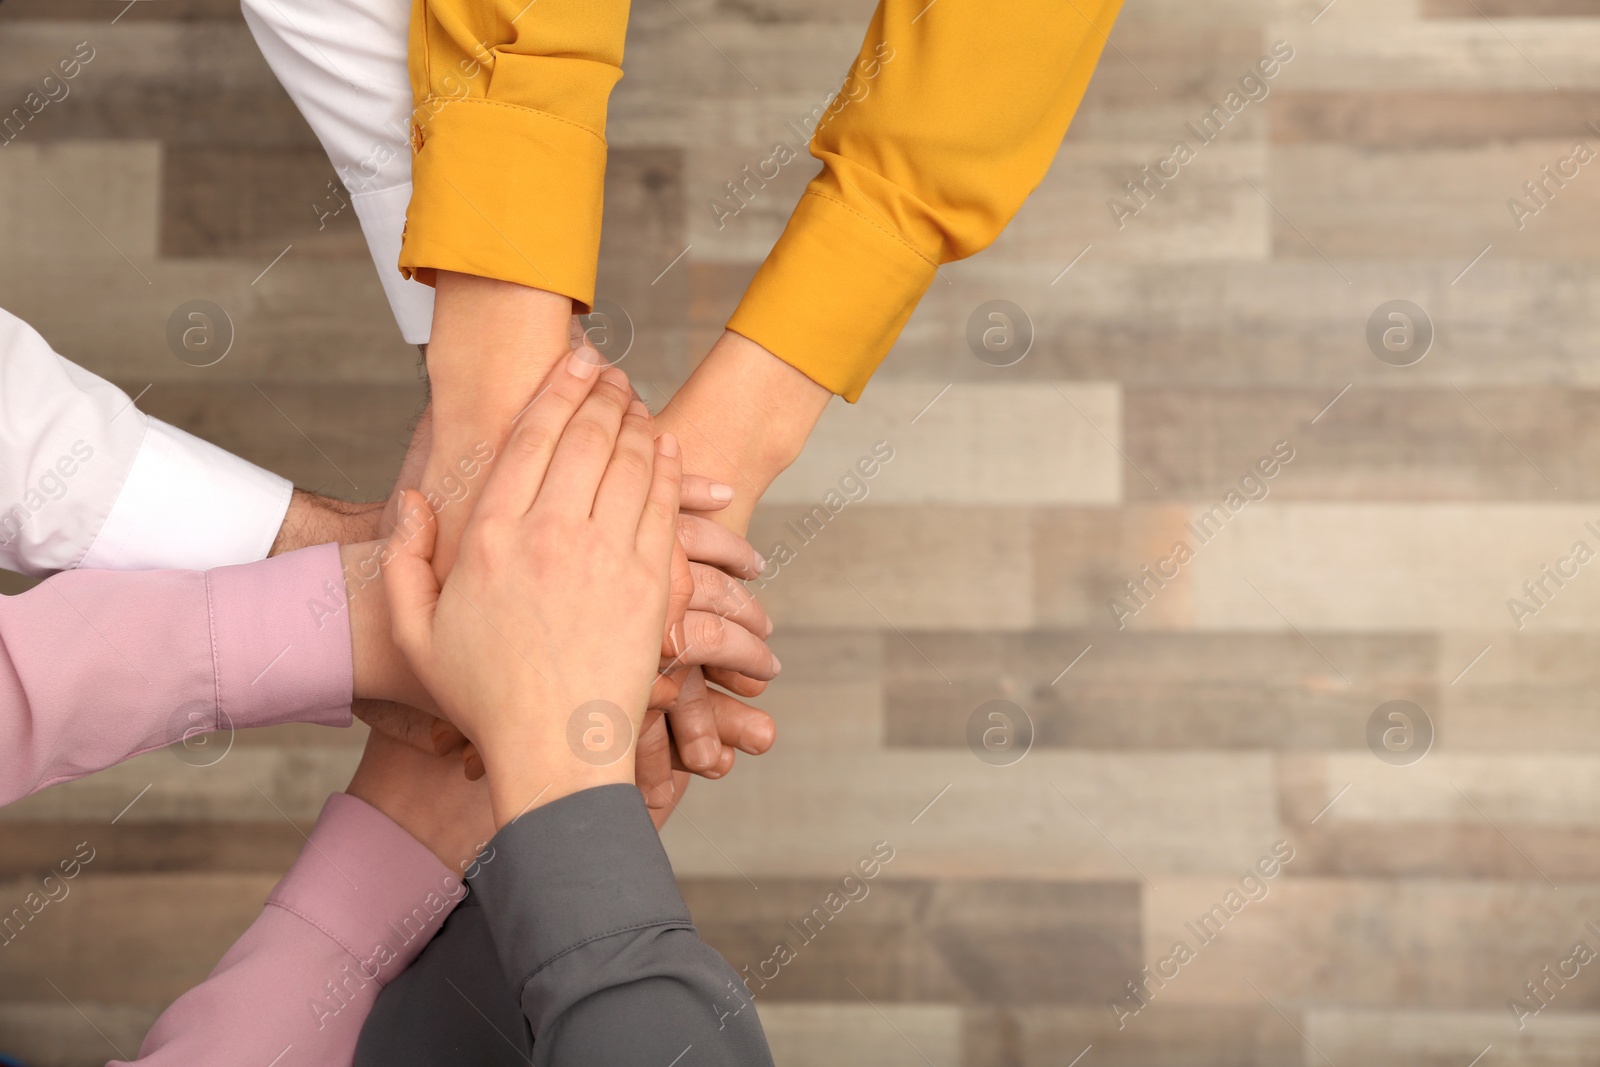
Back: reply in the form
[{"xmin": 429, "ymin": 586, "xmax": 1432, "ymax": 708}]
[
  {"xmin": 475, "ymin": 720, "xmax": 635, "ymax": 829},
  {"xmin": 486, "ymin": 759, "xmax": 632, "ymax": 829},
  {"xmin": 345, "ymin": 731, "xmax": 495, "ymax": 873},
  {"xmin": 425, "ymin": 271, "xmax": 574, "ymax": 427},
  {"xmin": 341, "ymin": 541, "xmax": 430, "ymax": 711},
  {"xmin": 657, "ymin": 330, "xmax": 830, "ymax": 530},
  {"xmin": 270, "ymin": 490, "xmax": 384, "ymax": 555}
]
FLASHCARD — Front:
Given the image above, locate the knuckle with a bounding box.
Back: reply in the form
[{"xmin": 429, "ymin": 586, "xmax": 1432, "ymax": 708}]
[
  {"xmin": 686, "ymin": 612, "xmax": 727, "ymax": 650},
  {"xmin": 675, "ymin": 515, "xmax": 702, "ymax": 552},
  {"xmin": 566, "ymin": 418, "xmax": 613, "ymax": 453},
  {"xmin": 622, "ymin": 406, "xmax": 656, "ymax": 433},
  {"xmin": 513, "ymin": 419, "xmax": 560, "ymax": 459},
  {"xmin": 594, "ymin": 377, "xmax": 633, "ymax": 408},
  {"xmin": 463, "ymin": 517, "xmax": 510, "ymax": 565},
  {"xmin": 612, "ymin": 447, "xmax": 653, "ymax": 483},
  {"xmin": 644, "ymin": 497, "xmax": 676, "ymax": 526}
]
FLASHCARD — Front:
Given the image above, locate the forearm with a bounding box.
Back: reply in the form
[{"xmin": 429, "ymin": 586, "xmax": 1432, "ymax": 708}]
[
  {"xmin": 418, "ymin": 272, "xmax": 573, "ymax": 573},
  {"xmin": 476, "ymin": 784, "xmax": 773, "ymax": 1066},
  {"xmin": 729, "ymin": 0, "xmax": 1121, "ymax": 400},
  {"xmin": 123, "ymin": 794, "xmax": 463, "ymax": 1066},
  {"xmin": 656, "ymin": 330, "xmax": 831, "ymax": 534},
  {"xmin": 270, "ymin": 489, "xmax": 385, "ymax": 556},
  {"xmin": 400, "ymin": 2, "xmax": 627, "ymax": 301},
  {"xmin": 0, "ymin": 547, "xmax": 352, "ymax": 806}
]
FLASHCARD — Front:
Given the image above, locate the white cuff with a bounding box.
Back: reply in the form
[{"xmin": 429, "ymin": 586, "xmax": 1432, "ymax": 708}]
[
  {"xmin": 79, "ymin": 420, "xmax": 293, "ymax": 571},
  {"xmin": 354, "ymin": 182, "xmax": 435, "ymax": 346}
]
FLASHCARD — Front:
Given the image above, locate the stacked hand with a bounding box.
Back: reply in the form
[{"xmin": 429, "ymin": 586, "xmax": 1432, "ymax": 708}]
[
  {"xmin": 282, "ymin": 344, "xmax": 780, "ymax": 826},
  {"xmin": 384, "ymin": 351, "xmax": 726, "ymax": 823}
]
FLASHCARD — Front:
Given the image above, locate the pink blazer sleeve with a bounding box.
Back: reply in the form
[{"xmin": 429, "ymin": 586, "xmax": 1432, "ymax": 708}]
[
  {"xmin": 119, "ymin": 792, "xmax": 464, "ymax": 1066},
  {"xmin": 0, "ymin": 543, "xmax": 353, "ymax": 804}
]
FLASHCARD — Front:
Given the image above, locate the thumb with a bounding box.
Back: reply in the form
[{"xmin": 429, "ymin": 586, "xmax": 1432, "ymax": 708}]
[
  {"xmin": 663, "ymin": 538, "xmax": 692, "ymax": 657},
  {"xmin": 383, "ymin": 489, "xmax": 441, "ymax": 662}
]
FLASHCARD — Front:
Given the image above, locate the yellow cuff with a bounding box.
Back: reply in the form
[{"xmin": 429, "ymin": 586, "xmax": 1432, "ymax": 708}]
[
  {"xmin": 400, "ymin": 97, "xmax": 605, "ymax": 310},
  {"xmin": 726, "ymin": 191, "xmax": 937, "ymax": 403}
]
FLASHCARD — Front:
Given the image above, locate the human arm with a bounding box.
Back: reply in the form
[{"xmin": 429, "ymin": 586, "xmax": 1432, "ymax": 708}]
[
  {"xmin": 240, "ymin": 0, "xmax": 435, "ymax": 341},
  {"xmin": 647, "ymin": 0, "xmax": 1124, "ymax": 753},
  {"xmin": 0, "ymin": 536, "xmax": 443, "ymax": 806},
  {"xmin": 728, "ymin": 0, "xmax": 1123, "ymax": 399},
  {"xmin": 382, "ymin": 350, "xmax": 773, "ymax": 1063},
  {"xmin": 118, "ymin": 731, "xmax": 495, "ymax": 1066},
  {"xmin": 0, "ymin": 308, "xmax": 292, "ymax": 575},
  {"xmin": 0, "ymin": 302, "xmax": 410, "ymax": 577},
  {"xmin": 396, "ymin": 0, "xmax": 633, "ymax": 572}
]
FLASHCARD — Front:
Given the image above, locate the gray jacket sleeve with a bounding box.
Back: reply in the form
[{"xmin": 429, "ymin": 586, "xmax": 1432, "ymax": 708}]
[{"xmin": 472, "ymin": 783, "xmax": 774, "ymax": 1067}]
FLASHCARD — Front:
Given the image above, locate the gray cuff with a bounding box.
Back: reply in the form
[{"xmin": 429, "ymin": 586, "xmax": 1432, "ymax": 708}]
[{"xmin": 472, "ymin": 783, "xmax": 690, "ymax": 988}]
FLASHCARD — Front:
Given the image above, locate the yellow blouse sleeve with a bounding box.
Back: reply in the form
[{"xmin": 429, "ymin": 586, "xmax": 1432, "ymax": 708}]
[
  {"xmin": 727, "ymin": 0, "xmax": 1123, "ymax": 401},
  {"xmin": 399, "ymin": 0, "xmax": 632, "ymax": 309}
]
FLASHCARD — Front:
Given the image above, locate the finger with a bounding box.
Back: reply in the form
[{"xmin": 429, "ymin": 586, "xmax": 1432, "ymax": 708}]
[
  {"xmin": 663, "ymin": 540, "xmax": 692, "ymax": 654},
  {"xmin": 592, "ymin": 398, "xmax": 656, "ymax": 530},
  {"xmin": 665, "ymin": 667, "xmax": 723, "ymax": 774},
  {"xmin": 430, "ymin": 717, "xmax": 469, "ymax": 756},
  {"xmin": 687, "ymin": 562, "xmax": 769, "ymax": 638},
  {"xmin": 471, "ymin": 348, "xmax": 603, "ymax": 521},
  {"xmin": 535, "ymin": 365, "xmax": 634, "ymax": 517},
  {"xmin": 666, "ymin": 689, "xmax": 775, "ymax": 775},
  {"xmin": 677, "ymin": 515, "xmax": 765, "ymax": 581},
  {"xmin": 382, "ymin": 489, "xmax": 441, "ymax": 664},
  {"xmin": 648, "ymin": 666, "xmax": 683, "ymax": 711},
  {"xmin": 462, "ymin": 744, "xmax": 485, "ymax": 781},
  {"xmin": 712, "ymin": 690, "xmax": 776, "ymax": 755},
  {"xmin": 705, "ymin": 667, "xmax": 768, "ymax": 698},
  {"xmin": 668, "ymin": 610, "xmax": 780, "ymax": 680},
  {"xmin": 635, "ymin": 710, "xmax": 677, "ymax": 809},
  {"xmin": 352, "ymin": 699, "xmax": 443, "ymax": 755},
  {"xmin": 680, "ymin": 475, "xmax": 736, "ymax": 513},
  {"xmin": 648, "ymin": 771, "xmax": 691, "ymax": 831},
  {"xmin": 638, "ymin": 432, "xmax": 682, "ymax": 564},
  {"xmin": 703, "ymin": 747, "xmax": 736, "ymax": 780}
]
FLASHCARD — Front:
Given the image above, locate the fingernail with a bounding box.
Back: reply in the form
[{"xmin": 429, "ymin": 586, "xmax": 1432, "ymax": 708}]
[
  {"xmin": 709, "ymin": 482, "xmax": 735, "ymax": 502},
  {"xmin": 628, "ymin": 398, "xmax": 649, "ymax": 418},
  {"xmin": 659, "ymin": 432, "xmax": 680, "ymax": 458},
  {"xmin": 684, "ymin": 736, "xmax": 718, "ymax": 768},
  {"xmin": 752, "ymin": 551, "xmax": 767, "ymax": 573},
  {"xmin": 740, "ymin": 719, "xmax": 775, "ymax": 753},
  {"xmin": 770, "ymin": 653, "xmax": 782, "ymax": 674},
  {"xmin": 765, "ymin": 616, "xmax": 774, "ymax": 638},
  {"xmin": 567, "ymin": 349, "xmax": 599, "ymax": 378}
]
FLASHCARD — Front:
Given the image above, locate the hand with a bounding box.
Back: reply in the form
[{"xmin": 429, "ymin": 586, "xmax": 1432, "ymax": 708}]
[
  {"xmin": 348, "ymin": 405, "xmax": 481, "ymax": 757},
  {"xmin": 344, "ymin": 725, "xmax": 496, "ymax": 874},
  {"xmin": 645, "ymin": 520, "xmax": 777, "ymax": 784},
  {"xmin": 450, "ymin": 481, "xmax": 782, "ymax": 793},
  {"xmin": 634, "ymin": 668, "xmax": 776, "ymax": 819},
  {"xmin": 416, "ymin": 272, "xmax": 575, "ymax": 582},
  {"xmin": 385, "ymin": 354, "xmax": 681, "ymax": 826},
  {"xmin": 654, "ymin": 330, "xmax": 830, "ymax": 531},
  {"xmin": 657, "ymin": 504, "xmax": 778, "ymax": 699},
  {"xmin": 341, "ymin": 541, "xmax": 434, "ymax": 713}
]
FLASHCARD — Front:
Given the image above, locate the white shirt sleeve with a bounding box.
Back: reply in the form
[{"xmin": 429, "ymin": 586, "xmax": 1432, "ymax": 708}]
[
  {"xmin": 242, "ymin": 0, "xmax": 435, "ymax": 345},
  {"xmin": 0, "ymin": 308, "xmax": 292, "ymax": 576}
]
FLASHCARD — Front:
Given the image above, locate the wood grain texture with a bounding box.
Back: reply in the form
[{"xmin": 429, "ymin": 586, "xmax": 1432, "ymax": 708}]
[{"xmin": 4, "ymin": 0, "xmax": 1600, "ymax": 1062}]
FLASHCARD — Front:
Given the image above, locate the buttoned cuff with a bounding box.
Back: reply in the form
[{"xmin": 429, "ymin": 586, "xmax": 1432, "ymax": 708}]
[
  {"xmin": 207, "ymin": 543, "xmax": 353, "ymax": 731},
  {"xmin": 727, "ymin": 189, "xmax": 938, "ymax": 403},
  {"xmin": 401, "ymin": 98, "xmax": 605, "ymax": 311},
  {"xmin": 80, "ymin": 419, "xmax": 292, "ymax": 572},
  {"xmin": 473, "ymin": 783, "xmax": 689, "ymax": 989}
]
